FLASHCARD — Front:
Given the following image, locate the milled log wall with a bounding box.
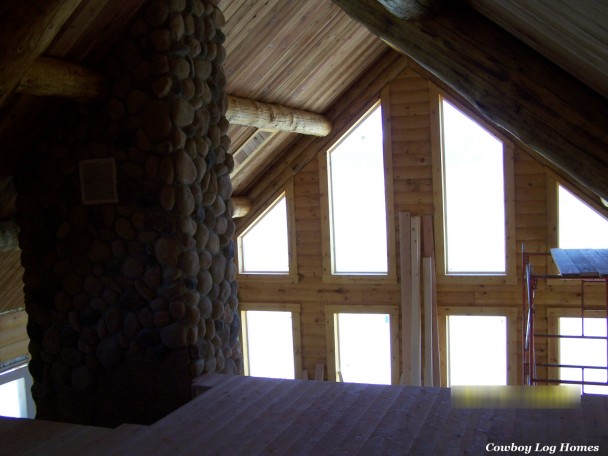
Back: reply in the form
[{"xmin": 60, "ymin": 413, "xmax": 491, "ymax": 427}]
[
  {"xmin": 236, "ymin": 58, "xmax": 608, "ymax": 383},
  {"xmin": 15, "ymin": 0, "xmax": 241, "ymax": 426}
]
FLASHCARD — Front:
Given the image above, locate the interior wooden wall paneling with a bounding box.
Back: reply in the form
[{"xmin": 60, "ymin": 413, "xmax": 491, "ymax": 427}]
[
  {"xmin": 237, "ymin": 53, "xmax": 608, "ymax": 382},
  {"xmin": 0, "ymin": 251, "xmax": 24, "ymax": 314},
  {"xmin": 0, "ymin": 310, "xmax": 28, "ymax": 364}
]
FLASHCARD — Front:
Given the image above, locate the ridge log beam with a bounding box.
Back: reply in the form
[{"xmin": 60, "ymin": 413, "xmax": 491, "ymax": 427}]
[
  {"xmin": 15, "ymin": 58, "xmax": 332, "ymax": 137},
  {"xmin": 333, "ymin": 0, "xmax": 608, "ymax": 201}
]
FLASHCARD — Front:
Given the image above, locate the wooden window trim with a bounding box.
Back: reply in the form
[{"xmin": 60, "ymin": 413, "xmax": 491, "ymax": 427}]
[
  {"xmin": 324, "ymin": 304, "xmax": 400, "ymax": 385},
  {"xmin": 319, "ymin": 94, "xmax": 397, "ymax": 285},
  {"xmin": 240, "ymin": 302, "xmax": 302, "ymax": 379},
  {"xmin": 437, "ymin": 306, "xmax": 518, "ymax": 387},
  {"xmin": 430, "ymin": 84, "xmax": 516, "ymax": 285},
  {"xmin": 235, "ymin": 181, "xmax": 298, "ymax": 284}
]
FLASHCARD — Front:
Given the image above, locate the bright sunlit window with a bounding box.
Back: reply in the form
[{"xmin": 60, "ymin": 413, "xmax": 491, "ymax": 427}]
[
  {"xmin": 447, "ymin": 315, "xmax": 507, "ymax": 386},
  {"xmin": 558, "ymin": 185, "xmax": 608, "ymax": 249},
  {"xmin": 0, "ymin": 363, "xmax": 35, "ymax": 418},
  {"xmin": 238, "ymin": 194, "xmax": 290, "ymax": 274},
  {"xmin": 335, "ymin": 313, "xmax": 392, "ymax": 385},
  {"xmin": 559, "ymin": 317, "xmax": 608, "ymax": 395},
  {"xmin": 242, "ymin": 310, "xmax": 296, "ymax": 379},
  {"xmin": 327, "ymin": 105, "xmax": 388, "ymax": 274},
  {"xmin": 440, "ymin": 99, "xmax": 506, "ymax": 274}
]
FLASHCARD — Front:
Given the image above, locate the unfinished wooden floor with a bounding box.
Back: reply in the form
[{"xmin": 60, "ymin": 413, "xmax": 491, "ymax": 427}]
[{"xmin": 2, "ymin": 375, "xmax": 608, "ymax": 455}]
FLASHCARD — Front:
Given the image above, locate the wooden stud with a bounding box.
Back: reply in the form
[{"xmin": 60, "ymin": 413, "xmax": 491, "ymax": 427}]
[
  {"xmin": 399, "ymin": 212, "xmax": 412, "ymax": 384},
  {"xmin": 410, "ymin": 216, "xmax": 422, "ymax": 386},
  {"xmin": 423, "ymin": 257, "xmax": 433, "ymax": 386}
]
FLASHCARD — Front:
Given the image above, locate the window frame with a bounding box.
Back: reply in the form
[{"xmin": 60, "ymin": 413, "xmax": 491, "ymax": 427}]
[
  {"xmin": 240, "ymin": 302, "xmax": 302, "ymax": 380},
  {"xmin": 324, "ymin": 304, "xmax": 400, "ymax": 385},
  {"xmin": 437, "ymin": 306, "xmax": 518, "ymax": 387},
  {"xmin": 546, "ymin": 174, "xmax": 608, "ymax": 251},
  {"xmin": 430, "ymin": 86, "xmax": 516, "ymax": 285},
  {"xmin": 319, "ymin": 97, "xmax": 397, "ymax": 284},
  {"xmin": 235, "ymin": 182, "xmax": 298, "ymax": 283},
  {"xmin": 547, "ymin": 307, "xmax": 607, "ymax": 393}
]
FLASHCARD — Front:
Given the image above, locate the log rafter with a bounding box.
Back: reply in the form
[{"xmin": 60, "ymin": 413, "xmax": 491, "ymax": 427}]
[{"xmin": 333, "ymin": 0, "xmax": 608, "ymax": 201}]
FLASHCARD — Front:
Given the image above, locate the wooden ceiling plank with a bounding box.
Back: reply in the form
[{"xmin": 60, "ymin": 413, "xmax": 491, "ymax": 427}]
[
  {"xmin": 244, "ymin": 50, "xmax": 408, "ymax": 205},
  {"xmin": 333, "ymin": 0, "xmax": 608, "ymax": 201},
  {"xmin": 0, "ymin": 0, "xmax": 83, "ymax": 108},
  {"xmin": 225, "ymin": 1, "xmax": 327, "ymax": 99},
  {"xmin": 44, "ymin": 0, "xmax": 113, "ymax": 58},
  {"xmin": 57, "ymin": 0, "xmax": 146, "ymax": 63},
  {"xmin": 287, "ymin": 21, "xmax": 385, "ymax": 111}
]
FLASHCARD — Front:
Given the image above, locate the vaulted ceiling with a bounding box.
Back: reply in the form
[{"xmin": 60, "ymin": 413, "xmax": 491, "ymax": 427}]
[{"xmin": 0, "ymin": 0, "xmax": 607, "ymax": 224}]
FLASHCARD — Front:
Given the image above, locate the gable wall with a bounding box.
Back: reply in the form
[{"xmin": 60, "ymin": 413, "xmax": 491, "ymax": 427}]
[{"xmin": 237, "ymin": 60, "xmax": 607, "ymax": 383}]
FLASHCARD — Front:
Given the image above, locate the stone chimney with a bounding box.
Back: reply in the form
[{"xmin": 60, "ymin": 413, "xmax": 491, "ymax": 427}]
[{"xmin": 15, "ymin": 0, "xmax": 241, "ymax": 426}]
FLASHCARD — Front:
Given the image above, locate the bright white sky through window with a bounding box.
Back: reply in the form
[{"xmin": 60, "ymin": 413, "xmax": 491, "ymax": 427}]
[
  {"xmin": 240, "ymin": 196, "xmax": 289, "ymax": 273},
  {"xmin": 560, "ymin": 317, "xmax": 608, "ymax": 395},
  {"xmin": 337, "ymin": 313, "xmax": 391, "ymax": 385},
  {"xmin": 245, "ymin": 310, "xmax": 295, "ymax": 379},
  {"xmin": 0, "ymin": 378, "xmax": 25, "ymax": 418},
  {"xmin": 328, "ymin": 106, "xmax": 388, "ymax": 274},
  {"xmin": 448, "ymin": 315, "xmax": 507, "ymax": 386},
  {"xmin": 558, "ymin": 185, "xmax": 608, "ymax": 249},
  {"xmin": 442, "ymin": 100, "xmax": 505, "ymax": 274}
]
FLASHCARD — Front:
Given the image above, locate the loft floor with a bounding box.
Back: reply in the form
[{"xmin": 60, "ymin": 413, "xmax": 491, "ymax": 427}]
[{"xmin": 1, "ymin": 375, "xmax": 608, "ymax": 455}]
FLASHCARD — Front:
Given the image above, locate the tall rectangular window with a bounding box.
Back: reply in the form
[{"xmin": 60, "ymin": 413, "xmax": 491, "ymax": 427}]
[
  {"xmin": 447, "ymin": 315, "xmax": 507, "ymax": 386},
  {"xmin": 327, "ymin": 105, "xmax": 388, "ymax": 275},
  {"xmin": 440, "ymin": 99, "xmax": 506, "ymax": 274}
]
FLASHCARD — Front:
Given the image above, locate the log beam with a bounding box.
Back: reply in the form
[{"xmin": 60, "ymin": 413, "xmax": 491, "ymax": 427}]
[
  {"xmin": 16, "ymin": 58, "xmax": 332, "ymax": 137},
  {"xmin": 334, "ymin": 0, "xmax": 608, "ymax": 201},
  {"xmin": 225, "ymin": 95, "xmax": 332, "ymax": 136},
  {"xmin": 17, "ymin": 57, "xmax": 109, "ymax": 99},
  {"xmin": 377, "ymin": 0, "xmax": 445, "ymax": 19},
  {"xmin": 232, "ymin": 196, "xmax": 252, "ymax": 218},
  {"xmin": 0, "ymin": 0, "xmax": 83, "ymax": 108}
]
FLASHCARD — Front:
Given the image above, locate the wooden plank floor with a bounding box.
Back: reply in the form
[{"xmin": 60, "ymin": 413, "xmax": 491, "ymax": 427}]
[{"xmin": 2, "ymin": 375, "xmax": 608, "ymax": 455}]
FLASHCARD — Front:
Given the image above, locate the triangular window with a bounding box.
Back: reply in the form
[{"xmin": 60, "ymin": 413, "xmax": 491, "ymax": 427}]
[
  {"xmin": 238, "ymin": 193, "xmax": 290, "ymax": 274},
  {"xmin": 558, "ymin": 185, "xmax": 608, "ymax": 249}
]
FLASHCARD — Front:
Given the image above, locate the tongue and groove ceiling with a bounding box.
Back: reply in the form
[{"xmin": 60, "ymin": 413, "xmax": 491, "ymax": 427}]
[{"xmin": 0, "ymin": 0, "xmax": 606, "ymax": 222}]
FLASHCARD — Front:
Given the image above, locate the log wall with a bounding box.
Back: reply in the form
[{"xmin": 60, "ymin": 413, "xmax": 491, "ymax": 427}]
[{"xmin": 237, "ymin": 59, "xmax": 608, "ymax": 383}]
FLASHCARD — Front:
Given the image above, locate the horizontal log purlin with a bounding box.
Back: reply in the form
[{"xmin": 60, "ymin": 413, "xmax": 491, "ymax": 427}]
[
  {"xmin": 332, "ymin": 0, "xmax": 608, "ymax": 202},
  {"xmin": 0, "ymin": 0, "xmax": 84, "ymax": 108},
  {"xmin": 226, "ymin": 95, "xmax": 332, "ymax": 137},
  {"xmin": 17, "ymin": 57, "xmax": 109, "ymax": 99},
  {"xmin": 15, "ymin": 58, "xmax": 332, "ymax": 137}
]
